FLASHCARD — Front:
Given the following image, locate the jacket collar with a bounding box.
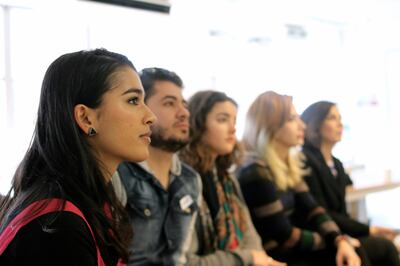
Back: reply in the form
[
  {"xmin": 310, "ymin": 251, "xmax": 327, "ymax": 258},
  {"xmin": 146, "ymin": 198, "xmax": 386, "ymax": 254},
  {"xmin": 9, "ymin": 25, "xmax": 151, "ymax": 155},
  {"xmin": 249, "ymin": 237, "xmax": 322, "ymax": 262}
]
[{"xmin": 137, "ymin": 153, "xmax": 182, "ymax": 177}]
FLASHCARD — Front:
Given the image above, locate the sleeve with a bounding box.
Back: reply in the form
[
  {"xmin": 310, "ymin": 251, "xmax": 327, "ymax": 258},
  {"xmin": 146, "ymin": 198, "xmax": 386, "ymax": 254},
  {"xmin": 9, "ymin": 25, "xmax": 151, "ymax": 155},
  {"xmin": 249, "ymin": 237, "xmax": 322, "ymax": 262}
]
[
  {"xmin": 293, "ymin": 181, "xmax": 341, "ymax": 246},
  {"xmin": 325, "ymin": 211, "xmax": 370, "ymax": 237},
  {"xmin": 230, "ymin": 175, "xmax": 264, "ymax": 251},
  {"xmin": 186, "ymin": 226, "xmax": 246, "ymax": 266},
  {"xmin": 10, "ymin": 212, "xmax": 97, "ymax": 266},
  {"xmin": 238, "ymin": 164, "xmax": 325, "ymax": 252},
  {"xmin": 184, "ymin": 175, "xmax": 257, "ymax": 266},
  {"xmin": 304, "ymin": 162, "xmax": 369, "ymax": 237},
  {"xmin": 303, "ymin": 168, "xmax": 330, "ymax": 208},
  {"xmin": 185, "ymin": 208, "xmax": 247, "ymax": 266}
]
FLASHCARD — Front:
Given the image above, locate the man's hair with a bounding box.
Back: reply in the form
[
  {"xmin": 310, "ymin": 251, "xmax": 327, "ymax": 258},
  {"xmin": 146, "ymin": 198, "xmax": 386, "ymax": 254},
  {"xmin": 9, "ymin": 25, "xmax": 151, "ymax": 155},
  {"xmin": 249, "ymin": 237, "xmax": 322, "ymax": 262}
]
[{"xmin": 139, "ymin": 67, "xmax": 183, "ymax": 102}]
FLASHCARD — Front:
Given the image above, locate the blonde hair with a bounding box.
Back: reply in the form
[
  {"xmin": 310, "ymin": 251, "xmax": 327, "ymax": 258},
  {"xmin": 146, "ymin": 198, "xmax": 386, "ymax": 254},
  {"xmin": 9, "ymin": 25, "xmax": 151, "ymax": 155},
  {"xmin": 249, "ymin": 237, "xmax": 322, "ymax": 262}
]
[
  {"xmin": 243, "ymin": 91, "xmax": 304, "ymax": 191},
  {"xmin": 265, "ymin": 144, "xmax": 304, "ymax": 191}
]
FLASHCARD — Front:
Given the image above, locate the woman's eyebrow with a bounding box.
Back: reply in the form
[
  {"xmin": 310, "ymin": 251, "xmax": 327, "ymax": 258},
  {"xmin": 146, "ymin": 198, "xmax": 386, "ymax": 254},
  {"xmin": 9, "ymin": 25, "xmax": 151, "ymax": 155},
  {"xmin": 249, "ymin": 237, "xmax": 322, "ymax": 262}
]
[{"xmin": 121, "ymin": 88, "xmax": 143, "ymax": 96}]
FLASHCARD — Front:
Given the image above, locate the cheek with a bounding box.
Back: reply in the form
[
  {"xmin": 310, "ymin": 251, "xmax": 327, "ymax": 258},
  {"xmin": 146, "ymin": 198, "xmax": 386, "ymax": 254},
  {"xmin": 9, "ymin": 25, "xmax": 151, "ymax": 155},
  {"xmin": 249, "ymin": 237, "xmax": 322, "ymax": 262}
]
[
  {"xmin": 98, "ymin": 108, "xmax": 138, "ymax": 147},
  {"xmin": 204, "ymin": 128, "xmax": 220, "ymax": 147},
  {"xmin": 101, "ymin": 109, "xmax": 130, "ymax": 133},
  {"xmin": 322, "ymin": 126, "xmax": 335, "ymax": 139},
  {"xmin": 204, "ymin": 129, "xmax": 219, "ymax": 147},
  {"xmin": 280, "ymin": 127, "xmax": 292, "ymax": 139},
  {"xmin": 279, "ymin": 127, "xmax": 298, "ymax": 145},
  {"xmin": 208, "ymin": 128, "xmax": 234, "ymax": 153}
]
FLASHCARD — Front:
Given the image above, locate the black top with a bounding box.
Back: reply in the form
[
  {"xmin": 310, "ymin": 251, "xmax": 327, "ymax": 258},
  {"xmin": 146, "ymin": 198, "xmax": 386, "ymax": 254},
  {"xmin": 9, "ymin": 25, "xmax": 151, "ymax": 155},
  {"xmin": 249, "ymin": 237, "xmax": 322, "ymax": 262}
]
[
  {"xmin": 237, "ymin": 158, "xmax": 340, "ymax": 253},
  {"xmin": 0, "ymin": 211, "xmax": 106, "ymax": 266},
  {"xmin": 302, "ymin": 144, "xmax": 370, "ymax": 237}
]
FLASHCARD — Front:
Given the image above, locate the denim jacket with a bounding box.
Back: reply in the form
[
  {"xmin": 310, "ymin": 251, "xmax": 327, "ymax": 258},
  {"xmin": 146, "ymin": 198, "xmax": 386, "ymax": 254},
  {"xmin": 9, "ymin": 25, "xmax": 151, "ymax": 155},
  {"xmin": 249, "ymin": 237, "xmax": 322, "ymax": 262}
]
[{"xmin": 113, "ymin": 154, "xmax": 202, "ymax": 266}]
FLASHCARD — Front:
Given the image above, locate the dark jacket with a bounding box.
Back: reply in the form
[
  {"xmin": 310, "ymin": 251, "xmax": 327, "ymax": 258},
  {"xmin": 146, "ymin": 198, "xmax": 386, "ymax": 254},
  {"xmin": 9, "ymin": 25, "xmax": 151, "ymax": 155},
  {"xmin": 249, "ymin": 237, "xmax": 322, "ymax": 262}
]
[{"xmin": 302, "ymin": 144, "xmax": 370, "ymax": 237}]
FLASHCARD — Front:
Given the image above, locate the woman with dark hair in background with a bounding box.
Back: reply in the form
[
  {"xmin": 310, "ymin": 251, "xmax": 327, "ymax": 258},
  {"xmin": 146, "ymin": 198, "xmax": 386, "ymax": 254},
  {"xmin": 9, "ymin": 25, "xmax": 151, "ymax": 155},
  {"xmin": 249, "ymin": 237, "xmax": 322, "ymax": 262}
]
[
  {"xmin": 301, "ymin": 101, "xmax": 400, "ymax": 266},
  {"xmin": 237, "ymin": 91, "xmax": 361, "ymax": 266},
  {"xmin": 180, "ymin": 90, "xmax": 285, "ymax": 266},
  {"xmin": 0, "ymin": 49, "xmax": 156, "ymax": 265}
]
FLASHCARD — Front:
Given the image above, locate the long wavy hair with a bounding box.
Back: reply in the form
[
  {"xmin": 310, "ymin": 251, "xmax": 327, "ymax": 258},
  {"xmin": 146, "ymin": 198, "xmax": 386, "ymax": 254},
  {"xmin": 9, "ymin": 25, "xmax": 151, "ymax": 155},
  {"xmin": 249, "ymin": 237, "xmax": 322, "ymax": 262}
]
[
  {"xmin": 180, "ymin": 90, "xmax": 239, "ymax": 177},
  {"xmin": 0, "ymin": 49, "xmax": 133, "ymax": 262},
  {"xmin": 242, "ymin": 91, "xmax": 303, "ymax": 191}
]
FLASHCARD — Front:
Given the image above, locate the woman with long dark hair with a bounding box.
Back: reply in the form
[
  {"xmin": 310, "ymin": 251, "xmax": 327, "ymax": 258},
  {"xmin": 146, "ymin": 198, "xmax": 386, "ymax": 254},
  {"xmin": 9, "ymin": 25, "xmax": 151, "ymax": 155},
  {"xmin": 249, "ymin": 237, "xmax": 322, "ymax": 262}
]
[
  {"xmin": 301, "ymin": 101, "xmax": 400, "ymax": 266},
  {"xmin": 0, "ymin": 49, "xmax": 156, "ymax": 265},
  {"xmin": 180, "ymin": 90, "xmax": 285, "ymax": 266}
]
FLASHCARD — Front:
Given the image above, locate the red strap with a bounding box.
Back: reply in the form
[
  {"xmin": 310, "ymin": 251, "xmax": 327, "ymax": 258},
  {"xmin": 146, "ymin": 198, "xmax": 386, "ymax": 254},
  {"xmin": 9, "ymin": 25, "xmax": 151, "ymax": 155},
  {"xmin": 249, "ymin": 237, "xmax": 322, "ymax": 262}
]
[{"xmin": 0, "ymin": 199, "xmax": 107, "ymax": 266}]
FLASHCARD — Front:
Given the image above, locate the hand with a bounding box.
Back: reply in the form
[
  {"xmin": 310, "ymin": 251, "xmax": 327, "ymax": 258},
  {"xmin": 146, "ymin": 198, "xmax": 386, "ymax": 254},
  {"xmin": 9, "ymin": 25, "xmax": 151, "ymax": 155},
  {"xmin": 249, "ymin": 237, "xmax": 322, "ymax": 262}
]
[
  {"xmin": 335, "ymin": 239, "xmax": 361, "ymax": 266},
  {"xmin": 347, "ymin": 236, "xmax": 361, "ymax": 248},
  {"xmin": 251, "ymin": 250, "xmax": 287, "ymax": 266},
  {"xmin": 370, "ymin": 225, "xmax": 397, "ymax": 241},
  {"xmin": 393, "ymin": 234, "xmax": 400, "ymax": 253}
]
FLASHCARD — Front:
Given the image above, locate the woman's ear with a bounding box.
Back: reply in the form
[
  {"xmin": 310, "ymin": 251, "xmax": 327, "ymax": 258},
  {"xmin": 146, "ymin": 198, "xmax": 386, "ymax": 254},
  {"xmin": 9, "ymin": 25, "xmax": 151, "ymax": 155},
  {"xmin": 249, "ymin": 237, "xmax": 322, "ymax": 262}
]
[{"xmin": 74, "ymin": 104, "xmax": 97, "ymax": 136}]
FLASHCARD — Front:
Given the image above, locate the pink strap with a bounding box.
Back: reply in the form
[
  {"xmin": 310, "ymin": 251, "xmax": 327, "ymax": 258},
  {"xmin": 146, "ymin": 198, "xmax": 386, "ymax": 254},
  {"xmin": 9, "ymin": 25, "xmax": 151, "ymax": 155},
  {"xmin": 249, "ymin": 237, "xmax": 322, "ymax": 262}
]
[{"xmin": 0, "ymin": 199, "xmax": 109, "ymax": 266}]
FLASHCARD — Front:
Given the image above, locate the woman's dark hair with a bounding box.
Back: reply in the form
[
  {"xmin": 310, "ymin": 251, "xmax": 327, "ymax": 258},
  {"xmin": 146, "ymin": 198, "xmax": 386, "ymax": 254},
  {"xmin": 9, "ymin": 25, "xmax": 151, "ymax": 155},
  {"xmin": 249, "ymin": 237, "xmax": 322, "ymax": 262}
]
[
  {"xmin": 301, "ymin": 101, "xmax": 336, "ymax": 148},
  {"xmin": 180, "ymin": 90, "xmax": 239, "ymax": 177},
  {"xmin": 0, "ymin": 48, "xmax": 134, "ymax": 261}
]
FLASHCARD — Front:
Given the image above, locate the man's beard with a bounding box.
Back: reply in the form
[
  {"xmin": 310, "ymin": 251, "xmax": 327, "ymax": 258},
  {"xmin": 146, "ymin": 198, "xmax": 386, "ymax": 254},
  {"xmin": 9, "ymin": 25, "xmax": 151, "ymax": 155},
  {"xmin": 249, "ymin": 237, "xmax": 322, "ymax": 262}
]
[{"xmin": 150, "ymin": 125, "xmax": 188, "ymax": 152}]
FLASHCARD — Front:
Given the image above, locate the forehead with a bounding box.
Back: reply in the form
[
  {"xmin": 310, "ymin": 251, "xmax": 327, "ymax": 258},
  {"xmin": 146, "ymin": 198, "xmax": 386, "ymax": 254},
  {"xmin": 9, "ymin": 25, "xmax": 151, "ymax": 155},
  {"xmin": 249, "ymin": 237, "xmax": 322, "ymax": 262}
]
[
  {"xmin": 150, "ymin": 80, "xmax": 183, "ymax": 100},
  {"xmin": 329, "ymin": 105, "xmax": 339, "ymax": 113},
  {"xmin": 109, "ymin": 67, "xmax": 142, "ymax": 90},
  {"xmin": 209, "ymin": 101, "xmax": 237, "ymax": 115},
  {"xmin": 288, "ymin": 103, "xmax": 297, "ymax": 116},
  {"xmin": 326, "ymin": 105, "xmax": 340, "ymax": 117}
]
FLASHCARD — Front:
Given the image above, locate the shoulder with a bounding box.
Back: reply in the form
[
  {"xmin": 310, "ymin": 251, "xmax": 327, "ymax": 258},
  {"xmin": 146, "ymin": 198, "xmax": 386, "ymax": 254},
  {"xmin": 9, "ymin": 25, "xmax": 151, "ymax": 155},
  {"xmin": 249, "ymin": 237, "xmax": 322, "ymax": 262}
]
[
  {"xmin": 302, "ymin": 146, "xmax": 319, "ymax": 163},
  {"xmin": 24, "ymin": 211, "xmax": 95, "ymax": 243},
  {"xmin": 117, "ymin": 161, "xmax": 153, "ymax": 198},
  {"xmin": 118, "ymin": 161, "xmax": 148, "ymax": 179},
  {"xmin": 5, "ymin": 212, "xmax": 96, "ymax": 265},
  {"xmin": 178, "ymin": 161, "xmax": 203, "ymax": 197},
  {"xmin": 332, "ymin": 156, "xmax": 345, "ymax": 169},
  {"xmin": 180, "ymin": 161, "xmax": 200, "ymax": 179},
  {"xmin": 237, "ymin": 160, "xmax": 273, "ymax": 184}
]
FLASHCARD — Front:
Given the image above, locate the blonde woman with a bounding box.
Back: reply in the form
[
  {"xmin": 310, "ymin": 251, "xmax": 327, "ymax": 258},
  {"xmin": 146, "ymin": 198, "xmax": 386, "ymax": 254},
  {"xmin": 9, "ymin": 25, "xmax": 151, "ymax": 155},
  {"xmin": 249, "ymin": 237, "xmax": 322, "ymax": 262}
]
[{"xmin": 236, "ymin": 91, "xmax": 361, "ymax": 266}]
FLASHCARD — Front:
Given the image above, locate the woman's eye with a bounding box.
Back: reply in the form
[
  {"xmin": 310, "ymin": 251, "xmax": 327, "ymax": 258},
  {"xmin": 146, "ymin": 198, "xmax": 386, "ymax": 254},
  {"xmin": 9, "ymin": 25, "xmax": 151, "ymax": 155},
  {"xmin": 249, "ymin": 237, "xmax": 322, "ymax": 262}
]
[
  {"xmin": 128, "ymin": 97, "xmax": 139, "ymax": 105},
  {"xmin": 217, "ymin": 117, "xmax": 228, "ymax": 123}
]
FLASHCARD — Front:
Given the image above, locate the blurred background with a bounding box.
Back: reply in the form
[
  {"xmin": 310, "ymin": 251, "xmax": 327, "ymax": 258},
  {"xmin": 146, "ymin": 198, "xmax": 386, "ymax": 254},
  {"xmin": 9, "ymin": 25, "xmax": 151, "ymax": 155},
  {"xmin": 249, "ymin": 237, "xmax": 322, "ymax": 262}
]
[{"xmin": 1, "ymin": 0, "xmax": 400, "ymax": 227}]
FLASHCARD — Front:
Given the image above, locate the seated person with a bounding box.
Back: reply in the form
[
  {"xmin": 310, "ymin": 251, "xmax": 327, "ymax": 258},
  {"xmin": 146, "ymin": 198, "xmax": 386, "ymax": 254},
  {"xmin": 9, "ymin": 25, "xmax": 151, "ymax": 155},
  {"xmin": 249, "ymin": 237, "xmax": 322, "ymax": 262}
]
[
  {"xmin": 180, "ymin": 90, "xmax": 285, "ymax": 266},
  {"xmin": 301, "ymin": 100, "xmax": 400, "ymax": 266},
  {"xmin": 237, "ymin": 91, "xmax": 361, "ymax": 266},
  {"xmin": 113, "ymin": 68, "xmax": 201, "ymax": 265}
]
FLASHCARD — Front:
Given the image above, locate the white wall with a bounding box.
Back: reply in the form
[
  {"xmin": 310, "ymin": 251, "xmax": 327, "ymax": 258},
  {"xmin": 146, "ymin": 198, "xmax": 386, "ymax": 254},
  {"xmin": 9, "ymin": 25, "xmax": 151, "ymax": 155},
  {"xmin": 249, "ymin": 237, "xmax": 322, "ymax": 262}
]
[{"xmin": 1, "ymin": 0, "xmax": 400, "ymax": 194}]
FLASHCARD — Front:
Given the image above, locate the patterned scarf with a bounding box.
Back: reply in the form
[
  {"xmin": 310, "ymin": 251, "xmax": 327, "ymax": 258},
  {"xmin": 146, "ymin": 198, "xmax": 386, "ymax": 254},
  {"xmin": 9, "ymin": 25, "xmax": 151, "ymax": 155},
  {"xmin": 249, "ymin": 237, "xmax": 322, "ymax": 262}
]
[{"xmin": 201, "ymin": 171, "xmax": 247, "ymax": 252}]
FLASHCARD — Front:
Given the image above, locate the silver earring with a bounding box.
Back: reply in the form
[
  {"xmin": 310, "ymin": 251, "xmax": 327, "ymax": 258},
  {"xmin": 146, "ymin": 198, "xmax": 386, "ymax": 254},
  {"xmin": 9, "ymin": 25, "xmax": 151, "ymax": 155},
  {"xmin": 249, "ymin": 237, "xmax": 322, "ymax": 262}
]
[{"xmin": 88, "ymin": 127, "xmax": 97, "ymax": 136}]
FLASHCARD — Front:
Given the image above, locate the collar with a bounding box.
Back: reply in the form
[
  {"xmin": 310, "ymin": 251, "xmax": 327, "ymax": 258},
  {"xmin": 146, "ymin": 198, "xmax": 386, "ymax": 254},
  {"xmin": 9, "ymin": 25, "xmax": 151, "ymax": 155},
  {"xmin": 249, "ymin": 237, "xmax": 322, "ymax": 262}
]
[{"xmin": 137, "ymin": 153, "xmax": 182, "ymax": 177}]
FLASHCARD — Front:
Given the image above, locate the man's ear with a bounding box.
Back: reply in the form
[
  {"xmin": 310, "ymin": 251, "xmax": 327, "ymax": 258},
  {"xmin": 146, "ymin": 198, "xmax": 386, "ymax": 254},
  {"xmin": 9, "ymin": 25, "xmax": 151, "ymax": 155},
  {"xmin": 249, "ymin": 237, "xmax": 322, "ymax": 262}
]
[{"xmin": 74, "ymin": 104, "xmax": 97, "ymax": 135}]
